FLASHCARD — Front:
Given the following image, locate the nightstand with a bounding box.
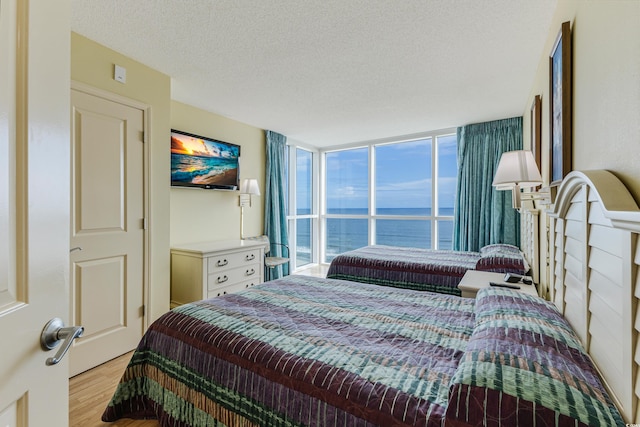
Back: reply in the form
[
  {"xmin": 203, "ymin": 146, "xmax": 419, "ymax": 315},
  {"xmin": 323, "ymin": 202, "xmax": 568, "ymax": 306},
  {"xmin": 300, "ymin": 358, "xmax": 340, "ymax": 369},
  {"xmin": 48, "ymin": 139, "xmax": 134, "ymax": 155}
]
[{"xmin": 458, "ymin": 270, "xmax": 538, "ymax": 298}]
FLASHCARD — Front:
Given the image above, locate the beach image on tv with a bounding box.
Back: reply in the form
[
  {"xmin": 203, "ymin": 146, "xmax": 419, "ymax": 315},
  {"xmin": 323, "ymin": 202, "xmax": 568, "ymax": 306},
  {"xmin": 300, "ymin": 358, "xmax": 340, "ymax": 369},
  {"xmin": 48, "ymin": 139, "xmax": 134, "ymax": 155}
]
[{"xmin": 171, "ymin": 132, "xmax": 239, "ymax": 188}]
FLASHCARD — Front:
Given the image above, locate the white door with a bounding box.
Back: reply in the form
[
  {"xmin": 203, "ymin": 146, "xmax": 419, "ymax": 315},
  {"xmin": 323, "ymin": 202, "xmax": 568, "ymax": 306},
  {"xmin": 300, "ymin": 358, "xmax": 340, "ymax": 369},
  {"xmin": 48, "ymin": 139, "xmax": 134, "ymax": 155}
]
[
  {"xmin": 0, "ymin": 0, "xmax": 71, "ymax": 425},
  {"xmin": 69, "ymin": 87, "xmax": 146, "ymax": 376}
]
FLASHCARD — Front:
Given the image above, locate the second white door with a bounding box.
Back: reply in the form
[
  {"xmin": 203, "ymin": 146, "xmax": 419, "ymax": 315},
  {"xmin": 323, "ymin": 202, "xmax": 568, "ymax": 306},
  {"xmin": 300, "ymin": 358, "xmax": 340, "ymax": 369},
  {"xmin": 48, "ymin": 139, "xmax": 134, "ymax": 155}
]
[{"xmin": 69, "ymin": 86, "xmax": 146, "ymax": 376}]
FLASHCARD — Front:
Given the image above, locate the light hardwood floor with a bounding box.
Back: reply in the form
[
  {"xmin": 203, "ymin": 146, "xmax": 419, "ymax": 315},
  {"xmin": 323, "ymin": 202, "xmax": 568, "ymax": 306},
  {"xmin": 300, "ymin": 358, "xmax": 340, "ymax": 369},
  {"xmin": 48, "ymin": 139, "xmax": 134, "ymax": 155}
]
[
  {"xmin": 294, "ymin": 263, "xmax": 329, "ymax": 277},
  {"xmin": 70, "ymin": 265, "xmax": 328, "ymax": 426},
  {"xmin": 69, "ymin": 351, "xmax": 158, "ymax": 427}
]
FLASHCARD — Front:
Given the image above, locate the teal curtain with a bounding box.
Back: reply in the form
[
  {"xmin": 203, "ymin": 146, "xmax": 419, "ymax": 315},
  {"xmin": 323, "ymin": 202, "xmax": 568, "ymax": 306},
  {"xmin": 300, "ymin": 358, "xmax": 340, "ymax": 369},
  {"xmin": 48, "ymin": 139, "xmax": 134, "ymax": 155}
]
[
  {"xmin": 264, "ymin": 130, "xmax": 289, "ymax": 278},
  {"xmin": 453, "ymin": 117, "xmax": 522, "ymax": 251}
]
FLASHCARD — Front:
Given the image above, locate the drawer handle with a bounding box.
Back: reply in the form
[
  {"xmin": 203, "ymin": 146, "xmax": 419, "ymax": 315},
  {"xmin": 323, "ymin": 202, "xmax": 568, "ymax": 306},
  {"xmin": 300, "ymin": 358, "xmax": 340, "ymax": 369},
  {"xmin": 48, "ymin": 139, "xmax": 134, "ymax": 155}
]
[
  {"xmin": 217, "ymin": 259, "xmax": 228, "ymax": 267},
  {"xmin": 245, "ymin": 254, "xmax": 255, "ymax": 261},
  {"xmin": 217, "ymin": 291, "xmax": 227, "ymax": 297},
  {"xmin": 217, "ymin": 275, "xmax": 228, "ymax": 284},
  {"xmin": 246, "ymin": 268, "xmax": 255, "ymax": 276}
]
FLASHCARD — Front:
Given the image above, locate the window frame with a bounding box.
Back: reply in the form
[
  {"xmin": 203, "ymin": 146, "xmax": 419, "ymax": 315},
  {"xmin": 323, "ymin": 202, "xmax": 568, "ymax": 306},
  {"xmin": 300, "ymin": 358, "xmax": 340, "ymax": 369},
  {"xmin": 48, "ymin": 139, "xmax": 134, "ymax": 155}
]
[
  {"xmin": 285, "ymin": 142, "xmax": 319, "ymax": 270},
  {"xmin": 286, "ymin": 129, "xmax": 457, "ymax": 268},
  {"xmin": 320, "ymin": 129, "xmax": 456, "ymax": 263}
]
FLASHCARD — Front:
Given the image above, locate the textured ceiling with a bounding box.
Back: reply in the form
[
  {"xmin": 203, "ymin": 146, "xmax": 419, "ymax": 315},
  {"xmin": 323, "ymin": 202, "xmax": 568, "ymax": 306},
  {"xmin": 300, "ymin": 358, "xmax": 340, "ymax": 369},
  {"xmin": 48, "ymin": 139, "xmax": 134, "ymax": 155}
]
[{"xmin": 70, "ymin": 0, "xmax": 557, "ymax": 147}]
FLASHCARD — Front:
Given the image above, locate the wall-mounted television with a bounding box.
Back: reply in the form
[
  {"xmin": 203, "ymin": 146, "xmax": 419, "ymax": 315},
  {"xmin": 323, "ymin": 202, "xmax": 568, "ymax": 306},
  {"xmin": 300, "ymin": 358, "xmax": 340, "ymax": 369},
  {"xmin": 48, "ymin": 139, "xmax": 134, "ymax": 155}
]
[{"xmin": 170, "ymin": 129, "xmax": 240, "ymax": 190}]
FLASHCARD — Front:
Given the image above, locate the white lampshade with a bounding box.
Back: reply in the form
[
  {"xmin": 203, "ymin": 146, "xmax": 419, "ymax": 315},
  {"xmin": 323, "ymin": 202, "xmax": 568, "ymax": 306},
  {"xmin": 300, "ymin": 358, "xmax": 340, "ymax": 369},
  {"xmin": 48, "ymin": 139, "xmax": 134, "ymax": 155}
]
[
  {"xmin": 492, "ymin": 150, "xmax": 542, "ymax": 189},
  {"xmin": 240, "ymin": 178, "xmax": 261, "ymax": 196}
]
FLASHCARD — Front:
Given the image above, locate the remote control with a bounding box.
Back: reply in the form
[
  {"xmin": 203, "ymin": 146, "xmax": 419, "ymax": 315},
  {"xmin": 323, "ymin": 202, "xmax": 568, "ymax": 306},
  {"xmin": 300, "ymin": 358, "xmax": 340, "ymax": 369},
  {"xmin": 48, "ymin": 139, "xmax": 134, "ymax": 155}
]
[
  {"xmin": 503, "ymin": 272, "xmax": 523, "ymax": 283},
  {"xmin": 490, "ymin": 282, "xmax": 521, "ymax": 289}
]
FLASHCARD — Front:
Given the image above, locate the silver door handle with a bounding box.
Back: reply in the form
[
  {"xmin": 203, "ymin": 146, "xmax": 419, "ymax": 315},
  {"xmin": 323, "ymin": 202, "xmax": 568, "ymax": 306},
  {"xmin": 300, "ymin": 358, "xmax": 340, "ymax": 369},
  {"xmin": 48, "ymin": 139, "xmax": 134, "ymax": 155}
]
[{"xmin": 40, "ymin": 318, "xmax": 84, "ymax": 366}]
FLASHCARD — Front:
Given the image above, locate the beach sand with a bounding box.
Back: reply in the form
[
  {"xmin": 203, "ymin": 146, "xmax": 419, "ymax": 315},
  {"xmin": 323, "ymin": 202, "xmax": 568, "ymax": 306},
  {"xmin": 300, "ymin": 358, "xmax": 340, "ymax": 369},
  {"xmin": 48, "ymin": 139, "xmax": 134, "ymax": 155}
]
[{"xmin": 199, "ymin": 168, "xmax": 238, "ymax": 187}]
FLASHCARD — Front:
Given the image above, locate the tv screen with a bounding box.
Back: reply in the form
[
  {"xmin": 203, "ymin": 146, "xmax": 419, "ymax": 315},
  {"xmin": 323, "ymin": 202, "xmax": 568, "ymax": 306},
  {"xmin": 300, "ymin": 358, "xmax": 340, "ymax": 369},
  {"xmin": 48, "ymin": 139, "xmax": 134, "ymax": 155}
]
[{"xmin": 170, "ymin": 129, "xmax": 240, "ymax": 190}]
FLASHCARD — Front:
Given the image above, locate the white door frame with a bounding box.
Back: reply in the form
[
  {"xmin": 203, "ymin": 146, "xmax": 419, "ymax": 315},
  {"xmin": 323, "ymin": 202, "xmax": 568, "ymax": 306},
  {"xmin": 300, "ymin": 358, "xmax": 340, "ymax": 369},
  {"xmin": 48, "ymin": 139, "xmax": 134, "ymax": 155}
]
[{"xmin": 71, "ymin": 81, "xmax": 152, "ymax": 331}]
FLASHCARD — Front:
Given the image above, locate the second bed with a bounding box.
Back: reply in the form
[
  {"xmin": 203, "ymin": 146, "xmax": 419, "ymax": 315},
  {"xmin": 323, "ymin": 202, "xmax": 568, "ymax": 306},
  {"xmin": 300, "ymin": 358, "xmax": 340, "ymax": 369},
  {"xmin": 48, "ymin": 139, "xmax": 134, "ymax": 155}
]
[{"xmin": 326, "ymin": 243, "xmax": 530, "ymax": 296}]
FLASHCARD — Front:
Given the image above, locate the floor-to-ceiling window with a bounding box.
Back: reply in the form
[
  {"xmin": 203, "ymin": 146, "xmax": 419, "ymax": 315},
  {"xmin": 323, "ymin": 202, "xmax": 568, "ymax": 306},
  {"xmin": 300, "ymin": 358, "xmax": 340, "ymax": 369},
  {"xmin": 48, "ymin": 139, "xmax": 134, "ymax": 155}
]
[
  {"xmin": 323, "ymin": 130, "xmax": 457, "ymax": 263},
  {"xmin": 286, "ymin": 130, "xmax": 457, "ymax": 268},
  {"xmin": 435, "ymin": 134, "xmax": 457, "ymax": 249},
  {"xmin": 374, "ymin": 138, "xmax": 431, "ymax": 248},
  {"xmin": 325, "ymin": 148, "xmax": 369, "ymax": 261},
  {"xmin": 286, "ymin": 144, "xmax": 318, "ymax": 270}
]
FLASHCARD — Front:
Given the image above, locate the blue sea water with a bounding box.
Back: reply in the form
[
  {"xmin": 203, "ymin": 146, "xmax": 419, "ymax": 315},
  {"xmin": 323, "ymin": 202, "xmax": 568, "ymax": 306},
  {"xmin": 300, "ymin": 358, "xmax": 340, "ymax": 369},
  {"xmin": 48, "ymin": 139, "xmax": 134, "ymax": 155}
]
[
  {"xmin": 171, "ymin": 153, "xmax": 237, "ymax": 184},
  {"xmin": 295, "ymin": 207, "xmax": 455, "ymax": 264}
]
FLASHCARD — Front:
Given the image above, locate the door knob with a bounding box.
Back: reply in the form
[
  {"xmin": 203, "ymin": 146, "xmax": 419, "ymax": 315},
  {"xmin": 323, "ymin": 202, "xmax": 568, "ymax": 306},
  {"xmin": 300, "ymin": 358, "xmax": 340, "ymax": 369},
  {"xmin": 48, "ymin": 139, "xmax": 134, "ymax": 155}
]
[{"xmin": 40, "ymin": 318, "xmax": 84, "ymax": 366}]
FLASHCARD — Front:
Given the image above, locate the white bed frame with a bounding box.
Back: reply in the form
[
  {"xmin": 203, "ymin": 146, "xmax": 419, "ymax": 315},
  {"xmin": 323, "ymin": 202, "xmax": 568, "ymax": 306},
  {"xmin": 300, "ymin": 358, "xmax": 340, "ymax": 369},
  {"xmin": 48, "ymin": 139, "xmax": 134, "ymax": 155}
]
[
  {"xmin": 548, "ymin": 170, "xmax": 640, "ymax": 423},
  {"xmin": 520, "ymin": 206, "xmax": 540, "ymax": 285}
]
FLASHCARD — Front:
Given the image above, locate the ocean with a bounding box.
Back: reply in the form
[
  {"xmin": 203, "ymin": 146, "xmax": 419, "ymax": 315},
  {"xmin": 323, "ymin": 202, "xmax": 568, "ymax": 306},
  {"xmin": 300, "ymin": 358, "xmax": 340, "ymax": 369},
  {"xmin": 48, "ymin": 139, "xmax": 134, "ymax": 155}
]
[
  {"xmin": 171, "ymin": 153, "xmax": 237, "ymax": 184},
  {"xmin": 294, "ymin": 207, "xmax": 455, "ymax": 265}
]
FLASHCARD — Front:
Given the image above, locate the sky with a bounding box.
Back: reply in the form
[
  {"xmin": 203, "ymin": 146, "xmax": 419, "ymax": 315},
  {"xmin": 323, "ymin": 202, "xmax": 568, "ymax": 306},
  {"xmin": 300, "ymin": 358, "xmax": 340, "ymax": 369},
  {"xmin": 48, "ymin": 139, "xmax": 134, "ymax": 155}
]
[{"xmin": 316, "ymin": 135, "xmax": 458, "ymax": 212}]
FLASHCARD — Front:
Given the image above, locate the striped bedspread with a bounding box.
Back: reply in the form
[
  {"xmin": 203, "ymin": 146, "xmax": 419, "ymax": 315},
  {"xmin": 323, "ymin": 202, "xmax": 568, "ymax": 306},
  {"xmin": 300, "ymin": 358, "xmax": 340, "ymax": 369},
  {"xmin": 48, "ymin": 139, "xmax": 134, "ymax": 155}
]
[
  {"xmin": 102, "ymin": 275, "xmax": 475, "ymax": 427},
  {"xmin": 326, "ymin": 245, "xmax": 481, "ymax": 296}
]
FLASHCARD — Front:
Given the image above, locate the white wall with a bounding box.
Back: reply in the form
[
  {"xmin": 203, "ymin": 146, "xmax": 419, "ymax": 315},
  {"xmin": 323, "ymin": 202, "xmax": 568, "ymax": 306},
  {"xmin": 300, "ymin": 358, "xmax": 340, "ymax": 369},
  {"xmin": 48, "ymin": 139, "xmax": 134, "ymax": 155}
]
[
  {"xmin": 523, "ymin": 0, "xmax": 640, "ymax": 297},
  {"xmin": 170, "ymin": 101, "xmax": 266, "ymax": 245},
  {"xmin": 71, "ymin": 33, "xmax": 171, "ymax": 322},
  {"xmin": 525, "ymin": 0, "xmax": 640, "ymax": 195}
]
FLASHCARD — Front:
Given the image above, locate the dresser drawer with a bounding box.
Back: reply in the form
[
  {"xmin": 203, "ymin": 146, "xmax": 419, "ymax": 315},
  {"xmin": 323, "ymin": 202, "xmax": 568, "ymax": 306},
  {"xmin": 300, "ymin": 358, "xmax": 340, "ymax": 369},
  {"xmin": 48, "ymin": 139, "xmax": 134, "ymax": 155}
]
[
  {"xmin": 207, "ymin": 279, "xmax": 259, "ymax": 299},
  {"xmin": 208, "ymin": 283, "xmax": 239, "ymax": 298},
  {"xmin": 207, "ymin": 248, "xmax": 261, "ymax": 272},
  {"xmin": 207, "ymin": 265, "xmax": 260, "ymax": 290}
]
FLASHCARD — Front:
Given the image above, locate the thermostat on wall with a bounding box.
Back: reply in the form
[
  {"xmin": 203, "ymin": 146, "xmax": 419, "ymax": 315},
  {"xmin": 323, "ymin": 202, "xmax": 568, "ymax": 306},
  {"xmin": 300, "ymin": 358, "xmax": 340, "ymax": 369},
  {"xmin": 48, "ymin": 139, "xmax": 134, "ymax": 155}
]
[{"xmin": 114, "ymin": 64, "xmax": 126, "ymax": 83}]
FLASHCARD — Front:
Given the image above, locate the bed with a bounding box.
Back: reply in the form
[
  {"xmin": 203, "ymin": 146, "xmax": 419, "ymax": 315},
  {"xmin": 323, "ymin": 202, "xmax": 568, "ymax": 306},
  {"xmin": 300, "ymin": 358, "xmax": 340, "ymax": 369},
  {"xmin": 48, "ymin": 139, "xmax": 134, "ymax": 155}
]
[
  {"xmin": 102, "ymin": 169, "xmax": 640, "ymax": 425},
  {"xmin": 325, "ymin": 243, "xmax": 531, "ymax": 296},
  {"xmin": 102, "ymin": 275, "xmax": 622, "ymax": 426}
]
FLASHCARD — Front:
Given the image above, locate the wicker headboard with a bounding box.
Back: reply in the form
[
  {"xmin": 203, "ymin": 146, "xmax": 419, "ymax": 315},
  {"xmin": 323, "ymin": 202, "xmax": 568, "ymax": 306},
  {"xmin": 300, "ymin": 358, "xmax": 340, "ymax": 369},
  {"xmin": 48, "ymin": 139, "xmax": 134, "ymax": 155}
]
[{"xmin": 549, "ymin": 170, "xmax": 640, "ymax": 423}]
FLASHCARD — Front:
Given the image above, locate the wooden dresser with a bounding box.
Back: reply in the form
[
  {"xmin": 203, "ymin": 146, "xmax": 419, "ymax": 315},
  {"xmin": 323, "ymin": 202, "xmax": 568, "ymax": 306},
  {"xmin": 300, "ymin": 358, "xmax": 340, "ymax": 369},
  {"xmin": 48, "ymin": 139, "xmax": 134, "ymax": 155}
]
[{"xmin": 170, "ymin": 239, "xmax": 266, "ymax": 308}]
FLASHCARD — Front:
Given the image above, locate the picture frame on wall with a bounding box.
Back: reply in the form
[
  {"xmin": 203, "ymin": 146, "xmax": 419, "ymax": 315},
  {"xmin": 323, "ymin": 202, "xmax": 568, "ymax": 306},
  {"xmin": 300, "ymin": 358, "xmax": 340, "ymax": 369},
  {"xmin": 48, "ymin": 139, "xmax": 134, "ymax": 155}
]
[
  {"xmin": 549, "ymin": 21, "xmax": 572, "ymax": 186},
  {"xmin": 530, "ymin": 95, "xmax": 542, "ymax": 173}
]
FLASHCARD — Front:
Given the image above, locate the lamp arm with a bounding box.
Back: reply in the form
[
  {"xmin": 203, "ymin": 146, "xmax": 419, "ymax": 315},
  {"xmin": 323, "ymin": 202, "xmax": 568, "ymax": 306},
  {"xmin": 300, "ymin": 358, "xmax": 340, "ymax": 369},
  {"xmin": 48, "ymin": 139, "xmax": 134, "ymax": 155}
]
[
  {"xmin": 519, "ymin": 188, "xmax": 552, "ymax": 208},
  {"xmin": 511, "ymin": 184, "xmax": 521, "ymax": 209}
]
